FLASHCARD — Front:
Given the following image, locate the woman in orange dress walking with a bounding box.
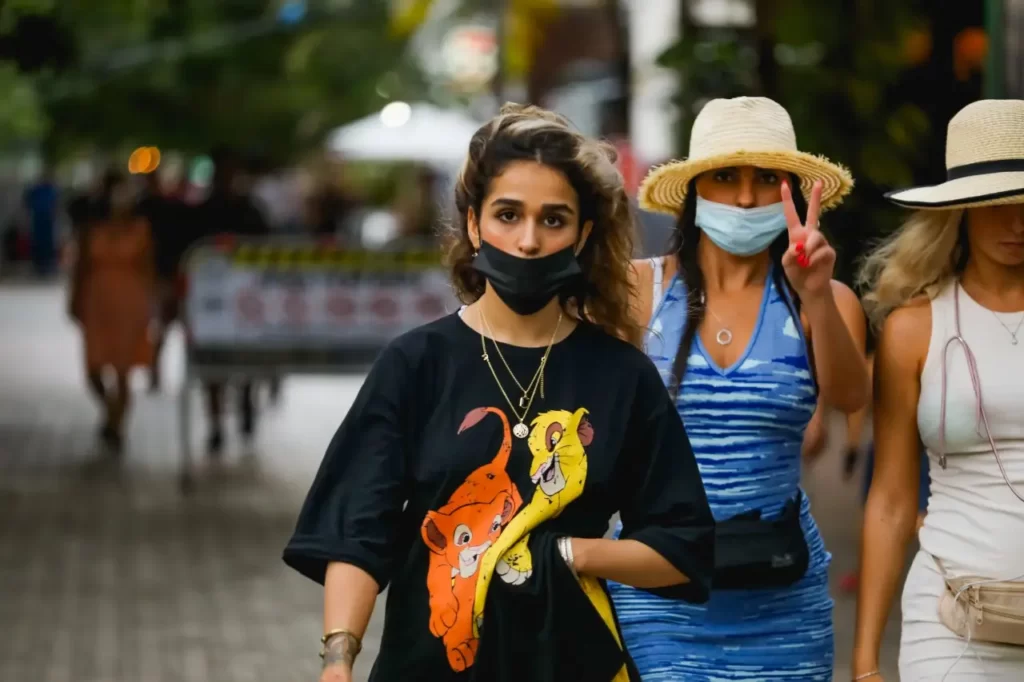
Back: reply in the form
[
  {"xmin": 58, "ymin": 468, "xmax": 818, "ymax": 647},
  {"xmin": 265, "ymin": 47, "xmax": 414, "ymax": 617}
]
[{"xmin": 69, "ymin": 172, "xmax": 156, "ymax": 452}]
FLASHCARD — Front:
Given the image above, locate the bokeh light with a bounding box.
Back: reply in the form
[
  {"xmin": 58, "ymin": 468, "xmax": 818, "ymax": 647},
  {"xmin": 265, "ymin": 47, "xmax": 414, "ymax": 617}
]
[
  {"xmin": 380, "ymin": 101, "xmax": 412, "ymax": 128},
  {"xmin": 128, "ymin": 146, "xmax": 161, "ymax": 174}
]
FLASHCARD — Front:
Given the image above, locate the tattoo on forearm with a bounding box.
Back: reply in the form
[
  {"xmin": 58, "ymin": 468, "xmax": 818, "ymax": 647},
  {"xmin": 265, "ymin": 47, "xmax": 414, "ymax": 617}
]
[{"xmin": 321, "ymin": 633, "xmax": 357, "ymax": 670}]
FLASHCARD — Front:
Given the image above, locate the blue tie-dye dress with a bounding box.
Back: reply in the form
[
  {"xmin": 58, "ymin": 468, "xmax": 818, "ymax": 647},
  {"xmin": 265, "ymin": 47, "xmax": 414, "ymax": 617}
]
[{"xmin": 608, "ymin": 262, "xmax": 833, "ymax": 681}]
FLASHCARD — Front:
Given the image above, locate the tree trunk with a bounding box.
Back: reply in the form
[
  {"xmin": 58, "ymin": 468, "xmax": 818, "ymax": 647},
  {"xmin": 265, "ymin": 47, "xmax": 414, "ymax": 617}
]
[
  {"xmin": 754, "ymin": 0, "xmax": 778, "ymax": 97},
  {"xmin": 676, "ymin": 0, "xmax": 696, "ymax": 155},
  {"xmin": 602, "ymin": 0, "xmax": 631, "ymax": 137},
  {"xmin": 492, "ymin": 0, "xmax": 506, "ymax": 104}
]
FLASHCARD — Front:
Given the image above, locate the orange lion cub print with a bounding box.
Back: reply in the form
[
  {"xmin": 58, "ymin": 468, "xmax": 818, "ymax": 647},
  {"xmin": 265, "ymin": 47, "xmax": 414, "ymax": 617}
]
[{"xmin": 420, "ymin": 407, "xmax": 522, "ymax": 672}]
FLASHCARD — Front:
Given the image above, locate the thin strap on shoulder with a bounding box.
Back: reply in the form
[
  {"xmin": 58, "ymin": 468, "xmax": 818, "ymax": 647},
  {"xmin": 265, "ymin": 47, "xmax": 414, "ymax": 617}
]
[
  {"xmin": 650, "ymin": 256, "xmax": 664, "ymax": 309},
  {"xmin": 930, "ymin": 552, "xmax": 952, "ymax": 585},
  {"xmin": 938, "ymin": 282, "xmax": 1024, "ymax": 502}
]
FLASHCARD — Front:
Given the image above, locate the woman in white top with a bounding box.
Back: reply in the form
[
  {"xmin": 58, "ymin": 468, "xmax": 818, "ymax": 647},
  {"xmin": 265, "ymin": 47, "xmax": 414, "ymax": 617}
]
[{"xmin": 853, "ymin": 99, "xmax": 1024, "ymax": 681}]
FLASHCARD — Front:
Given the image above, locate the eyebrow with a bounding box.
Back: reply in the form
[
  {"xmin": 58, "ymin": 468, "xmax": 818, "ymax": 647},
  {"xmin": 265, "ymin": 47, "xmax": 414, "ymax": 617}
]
[{"xmin": 490, "ymin": 197, "xmax": 575, "ymax": 214}]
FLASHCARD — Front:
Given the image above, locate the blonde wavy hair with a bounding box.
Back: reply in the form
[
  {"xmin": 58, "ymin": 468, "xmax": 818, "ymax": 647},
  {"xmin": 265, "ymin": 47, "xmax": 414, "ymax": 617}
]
[
  {"xmin": 443, "ymin": 102, "xmax": 643, "ymax": 348},
  {"xmin": 858, "ymin": 209, "xmax": 966, "ymax": 331}
]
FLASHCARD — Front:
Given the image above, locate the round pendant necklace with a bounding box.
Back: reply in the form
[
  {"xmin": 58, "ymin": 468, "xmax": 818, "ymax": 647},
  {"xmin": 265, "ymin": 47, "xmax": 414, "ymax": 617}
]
[
  {"xmin": 991, "ymin": 310, "xmax": 1024, "ymax": 345},
  {"xmin": 700, "ymin": 292, "xmax": 733, "ymax": 346}
]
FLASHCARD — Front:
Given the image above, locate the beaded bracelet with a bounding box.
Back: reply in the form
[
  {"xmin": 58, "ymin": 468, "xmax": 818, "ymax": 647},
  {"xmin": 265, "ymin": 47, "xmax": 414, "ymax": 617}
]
[{"xmin": 319, "ymin": 628, "xmax": 362, "ymax": 662}]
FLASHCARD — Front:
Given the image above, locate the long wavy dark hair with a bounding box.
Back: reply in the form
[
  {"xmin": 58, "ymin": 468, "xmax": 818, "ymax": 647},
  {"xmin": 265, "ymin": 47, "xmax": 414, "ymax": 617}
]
[
  {"xmin": 666, "ymin": 178, "xmax": 811, "ymax": 399},
  {"xmin": 443, "ymin": 103, "xmax": 643, "ymax": 348}
]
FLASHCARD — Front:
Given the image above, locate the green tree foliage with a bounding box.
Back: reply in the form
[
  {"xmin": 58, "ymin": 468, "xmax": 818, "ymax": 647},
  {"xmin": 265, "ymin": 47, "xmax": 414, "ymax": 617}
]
[
  {"xmin": 770, "ymin": 1, "xmax": 930, "ymax": 195},
  {"xmin": 0, "ymin": 0, "xmax": 58, "ymax": 147},
  {"xmin": 0, "ymin": 61, "xmax": 46, "ymax": 146},
  {"xmin": 1, "ymin": 0, "xmax": 425, "ymax": 163}
]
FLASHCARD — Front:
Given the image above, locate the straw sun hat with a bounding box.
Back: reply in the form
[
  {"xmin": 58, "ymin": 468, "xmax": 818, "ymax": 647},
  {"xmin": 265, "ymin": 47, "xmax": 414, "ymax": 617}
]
[
  {"xmin": 886, "ymin": 99, "xmax": 1024, "ymax": 209},
  {"xmin": 639, "ymin": 97, "xmax": 853, "ymax": 217}
]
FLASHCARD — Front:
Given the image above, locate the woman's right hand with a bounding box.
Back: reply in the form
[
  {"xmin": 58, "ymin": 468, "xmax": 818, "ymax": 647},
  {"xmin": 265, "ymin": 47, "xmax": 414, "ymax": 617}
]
[{"xmin": 319, "ymin": 663, "xmax": 351, "ymax": 682}]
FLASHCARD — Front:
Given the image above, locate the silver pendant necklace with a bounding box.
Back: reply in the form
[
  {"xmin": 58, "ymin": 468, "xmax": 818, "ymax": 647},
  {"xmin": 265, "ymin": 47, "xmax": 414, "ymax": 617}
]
[
  {"xmin": 700, "ymin": 292, "xmax": 732, "ymax": 345},
  {"xmin": 991, "ymin": 310, "xmax": 1024, "ymax": 345}
]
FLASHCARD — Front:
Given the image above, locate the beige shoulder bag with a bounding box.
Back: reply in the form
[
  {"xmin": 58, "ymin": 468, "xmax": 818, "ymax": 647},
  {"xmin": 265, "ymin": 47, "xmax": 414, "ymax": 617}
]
[{"xmin": 931, "ymin": 283, "xmax": 1024, "ymax": 647}]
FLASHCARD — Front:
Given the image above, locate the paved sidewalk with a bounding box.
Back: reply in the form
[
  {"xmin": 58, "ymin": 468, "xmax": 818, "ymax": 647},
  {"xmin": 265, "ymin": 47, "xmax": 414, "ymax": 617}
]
[{"xmin": 0, "ymin": 282, "xmax": 901, "ymax": 682}]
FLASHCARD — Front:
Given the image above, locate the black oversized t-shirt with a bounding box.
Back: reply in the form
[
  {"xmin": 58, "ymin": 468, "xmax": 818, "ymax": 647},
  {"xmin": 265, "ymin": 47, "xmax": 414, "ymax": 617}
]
[{"xmin": 283, "ymin": 313, "xmax": 715, "ymax": 682}]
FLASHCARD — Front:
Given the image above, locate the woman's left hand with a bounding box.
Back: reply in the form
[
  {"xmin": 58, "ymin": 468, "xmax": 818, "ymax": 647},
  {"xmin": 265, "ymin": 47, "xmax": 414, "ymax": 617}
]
[{"xmin": 780, "ymin": 180, "xmax": 835, "ymax": 303}]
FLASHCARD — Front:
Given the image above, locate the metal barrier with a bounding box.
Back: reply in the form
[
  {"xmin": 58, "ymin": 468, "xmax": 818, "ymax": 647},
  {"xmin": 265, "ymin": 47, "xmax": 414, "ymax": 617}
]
[{"xmin": 177, "ymin": 235, "xmax": 457, "ymax": 491}]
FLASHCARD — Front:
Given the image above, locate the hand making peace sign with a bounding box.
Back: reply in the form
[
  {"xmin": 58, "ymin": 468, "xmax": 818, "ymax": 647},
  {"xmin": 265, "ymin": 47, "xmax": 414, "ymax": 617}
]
[{"xmin": 780, "ymin": 179, "xmax": 835, "ymax": 301}]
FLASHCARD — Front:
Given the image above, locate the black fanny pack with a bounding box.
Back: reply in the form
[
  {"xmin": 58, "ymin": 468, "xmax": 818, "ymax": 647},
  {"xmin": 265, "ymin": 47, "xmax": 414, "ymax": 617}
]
[{"xmin": 712, "ymin": 491, "xmax": 809, "ymax": 590}]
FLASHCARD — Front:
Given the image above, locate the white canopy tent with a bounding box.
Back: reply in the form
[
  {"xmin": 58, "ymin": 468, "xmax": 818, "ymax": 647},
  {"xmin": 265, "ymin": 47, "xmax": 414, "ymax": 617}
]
[{"xmin": 325, "ymin": 102, "xmax": 483, "ymax": 167}]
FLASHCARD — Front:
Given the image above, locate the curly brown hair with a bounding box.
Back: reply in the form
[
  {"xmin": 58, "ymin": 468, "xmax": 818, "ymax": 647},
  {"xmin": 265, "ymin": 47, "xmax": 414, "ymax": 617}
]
[{"xmin": 442, "ymin": 103, "xmax": 643, "ymax": 348}]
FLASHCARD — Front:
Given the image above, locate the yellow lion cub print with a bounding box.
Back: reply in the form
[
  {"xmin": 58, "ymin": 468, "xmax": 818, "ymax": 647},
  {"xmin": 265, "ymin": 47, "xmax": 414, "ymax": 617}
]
[{"xmin": 471, "ymin": 407, "xmax": 631, "ymax": 682}]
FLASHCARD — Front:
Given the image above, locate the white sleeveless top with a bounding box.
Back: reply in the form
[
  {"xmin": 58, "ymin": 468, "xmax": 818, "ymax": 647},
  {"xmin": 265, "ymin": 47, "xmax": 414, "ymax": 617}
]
[{"xmin": 917, "ymin": 281, "xmax": 1024, "ymax": 578}]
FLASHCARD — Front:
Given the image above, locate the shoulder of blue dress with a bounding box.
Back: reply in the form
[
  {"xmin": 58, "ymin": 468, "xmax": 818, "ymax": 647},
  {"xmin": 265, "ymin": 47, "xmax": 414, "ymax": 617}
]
[
  {"xmin": 644, "ymin": 274, "xmax": 687, "ymax": 372},
  {"xmin": 646, "ymin": 274, "xmax": 686, "ymax": 333},
  {"xmin": 762, "ymin": 274, "xmax": 799, "ymax": 335},
  {"xmin": 662, "ymin": 273, "xmax": 687, "ymax": 303},
  {"xmin": 747, "ymin": 273, "xmax": 814, "ymax": 380}
]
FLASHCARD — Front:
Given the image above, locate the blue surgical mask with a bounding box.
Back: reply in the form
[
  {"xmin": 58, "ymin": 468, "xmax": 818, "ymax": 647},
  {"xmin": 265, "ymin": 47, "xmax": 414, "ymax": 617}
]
[{"xmin": 694, "ymin": 196, "xmax": 788, "ymax": 256}]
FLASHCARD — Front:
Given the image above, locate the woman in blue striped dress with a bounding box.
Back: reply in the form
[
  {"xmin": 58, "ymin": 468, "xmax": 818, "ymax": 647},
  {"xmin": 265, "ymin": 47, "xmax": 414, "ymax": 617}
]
[{"xmin": 609, "ymin": 97, "xmax": 870, "ymax": 680}]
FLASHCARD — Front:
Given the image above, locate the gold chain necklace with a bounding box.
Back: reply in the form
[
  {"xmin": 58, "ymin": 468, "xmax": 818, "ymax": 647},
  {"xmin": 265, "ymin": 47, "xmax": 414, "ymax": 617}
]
[
  {"xmin": 477, "ymin": 307, "xmax": 562, "ymax": 438},
  {"xmin": 480, "ymin": 311, "xmax": 546, "ymax": 403}
]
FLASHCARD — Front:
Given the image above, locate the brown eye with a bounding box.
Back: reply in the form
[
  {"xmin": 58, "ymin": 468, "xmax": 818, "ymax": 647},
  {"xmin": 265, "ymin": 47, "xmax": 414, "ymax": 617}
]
[
  {"xmin": 712, "ymin": 169, "xmax": 735, "ymax": 183},
  {"xmin": 545, "ymin": 422, "xmax": 563, "ymax": 451},
  {"xmin": 758, "ymin": 171, "xmax": 780, "ymax": 185},
  {"xmin": 497, "ymin": 210, "xmax": 517, "ymax": 223},
  {"xmin": 543, "ymin": 214, "xmax": 566, "ymax": 228}
]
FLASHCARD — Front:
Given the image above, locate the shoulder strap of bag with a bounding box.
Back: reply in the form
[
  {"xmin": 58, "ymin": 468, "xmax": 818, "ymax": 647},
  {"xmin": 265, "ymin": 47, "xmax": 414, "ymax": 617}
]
[
  {"xmin": 932, "ymin": 552, "xmax": 951, "ymax": 579},
  {"xmin": 938, "ymin": 283, "xmax": 1024, "ymax": 504}
]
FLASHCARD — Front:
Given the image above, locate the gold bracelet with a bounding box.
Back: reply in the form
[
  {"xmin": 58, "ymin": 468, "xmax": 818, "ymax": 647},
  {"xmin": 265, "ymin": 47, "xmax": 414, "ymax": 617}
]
[{"xmin": 319, "ymin": 628, "xmax": 362, "ymax": 659}]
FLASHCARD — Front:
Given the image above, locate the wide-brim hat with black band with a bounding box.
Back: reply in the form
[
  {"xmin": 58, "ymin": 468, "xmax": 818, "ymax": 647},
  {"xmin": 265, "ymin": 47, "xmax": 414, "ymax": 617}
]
[
  {"xmin": 887, "ymin": 99, "xmax": 1024, "ymax": 209},
  {"xmin": 639, "ymin": 96, "xmax": 854, "ymax": 216}
]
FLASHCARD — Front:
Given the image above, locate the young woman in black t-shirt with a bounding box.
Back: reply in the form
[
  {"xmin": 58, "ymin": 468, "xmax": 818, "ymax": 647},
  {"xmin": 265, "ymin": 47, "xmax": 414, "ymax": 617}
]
[{"xmin": 283, "ymin": 103, "xmax": 716, "ymax": 682}]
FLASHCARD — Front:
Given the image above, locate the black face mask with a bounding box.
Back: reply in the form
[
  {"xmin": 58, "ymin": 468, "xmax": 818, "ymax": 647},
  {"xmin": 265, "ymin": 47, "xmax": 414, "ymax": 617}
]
[{"xmin": 471, "ymin": 240, "xmax": 583, "ymax": 316}]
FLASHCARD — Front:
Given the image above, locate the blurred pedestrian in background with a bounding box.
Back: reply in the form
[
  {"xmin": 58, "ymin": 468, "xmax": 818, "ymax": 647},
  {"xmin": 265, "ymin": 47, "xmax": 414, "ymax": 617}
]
[
  {"xmin": 195, "ymin": 148, "xmax": 270, "ymax": 456},
  {"xmin": 137, "ymin": 170, "xmax": 190, "ymax": 393},
  {"xmin": 853, "ymin": 99, "xmax": 1024, "ymax": 682},
  {"xmin": 23, "ymin": 163, "xmax": 61, "ymax": 278},
  {"xmin": 608, "ymin": 96, "xmax": 869, "ymax": 681},
  {"xmin": 67, "ymin": 172, "xmax": 105, "ymax": 240},
  {"xmin": 383, "ymin": 167, "xmax": 442, "ymax": 251},
  {"xmin": 67, "ymin": 171, "xmax": 155, "ymax": 453},
  {"xmin": 307, "ymin": 158, "xmax": 362, "ymax": 243}
]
